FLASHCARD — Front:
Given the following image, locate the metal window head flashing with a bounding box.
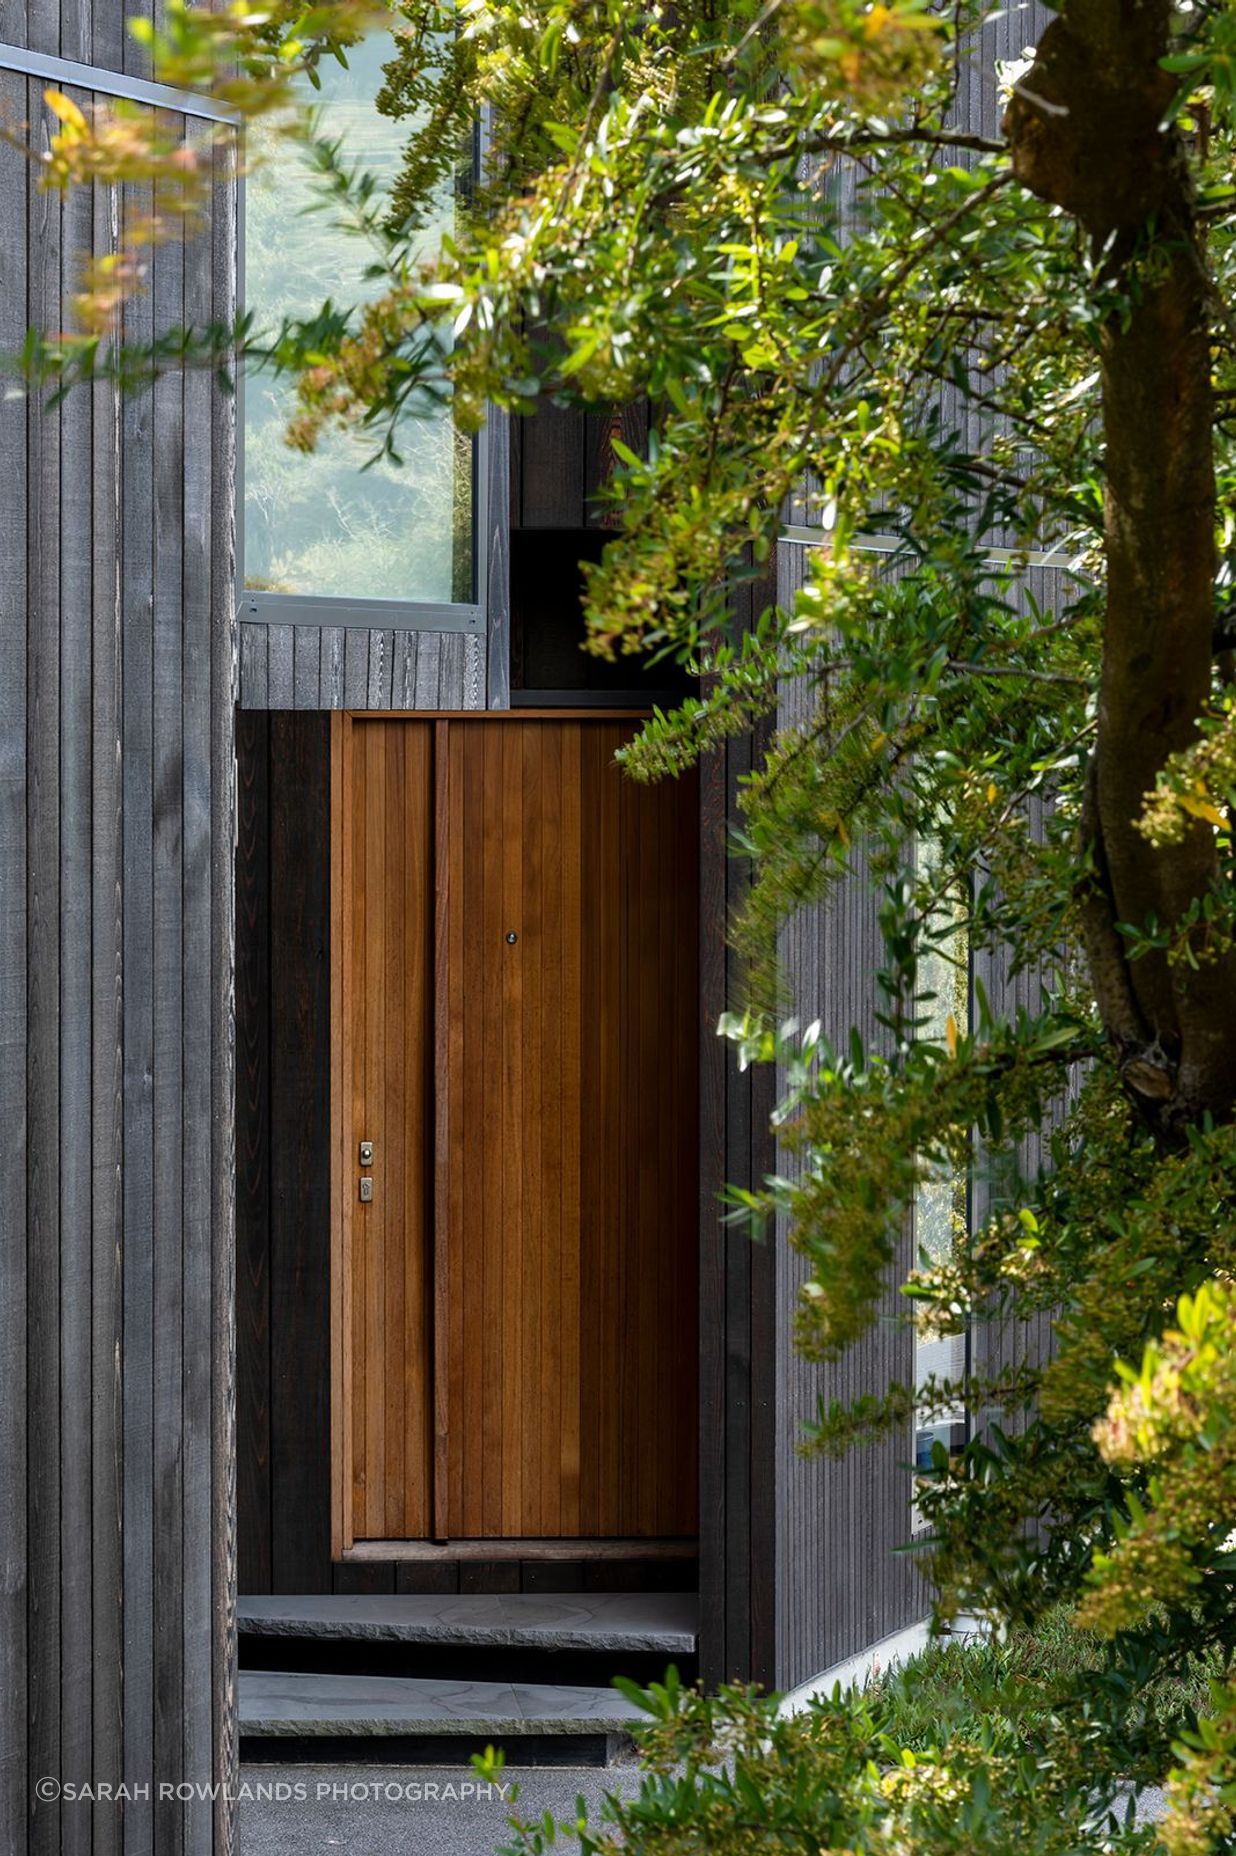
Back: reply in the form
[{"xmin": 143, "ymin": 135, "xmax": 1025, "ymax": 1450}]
[
  {"xmin": 0, "ymin": 39, "xmax": 239, "ymax": 122},
  {"xmin": 238, "ymin": 592, "xmax": 483, "ymax": 634},
  {"xmin": 780, "ymin": 523, "xmax": 1082, "ymax": 572}
]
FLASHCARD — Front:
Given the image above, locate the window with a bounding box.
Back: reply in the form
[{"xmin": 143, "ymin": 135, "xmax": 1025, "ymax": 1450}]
[
  {"xmin": 242, "ymin": 34, "xmax": 475, "ymax": 616},
  {"xmin": 912, "ymin": 844, "xmax": 970, "ymax": 1517}
]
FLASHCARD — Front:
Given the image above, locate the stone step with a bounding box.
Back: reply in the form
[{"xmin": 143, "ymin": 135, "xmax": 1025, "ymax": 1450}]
[
  {"xmin": 238, "ymin": 1591, "xmax": 697, "ymax": 1655},
  {"xmin": 239, "ymin": 1669, "xmax": 646, "ymax": 1739}
]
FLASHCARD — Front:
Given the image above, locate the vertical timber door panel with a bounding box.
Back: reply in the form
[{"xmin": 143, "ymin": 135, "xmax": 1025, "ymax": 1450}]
[
  {"xmin": 577, "ymin": 722, "xmax": 699, "ymax": 1537},
  {"xmin": 340, "ymin": 713, "xmax": 698, "ymax": 1547},
  {"xmin": 438, "ymin": 720, "xmax": 580, "ymax": 1537},
  {"xmin": 344, "ymin": 719, "xmax": 435, "ymax": 1543},
  {"xmin": 437, "ymin": 719, "xmax": 698, "ymax": 1540}
]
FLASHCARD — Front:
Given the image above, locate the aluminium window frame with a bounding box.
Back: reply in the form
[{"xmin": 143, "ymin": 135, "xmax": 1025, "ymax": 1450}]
[{"xmin": 0, "ymin": 39, "xmax": 240, "ymax": 120}]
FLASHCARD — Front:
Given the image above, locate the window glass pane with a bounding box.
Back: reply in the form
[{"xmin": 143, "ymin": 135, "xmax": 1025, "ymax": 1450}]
[
  {"xmin": 244, "ymin": 35, "xmax": 473, "ymax": 605},
  {"xmin": 912, "ymin": 840, "xmax": 969, "ymax": 1520}
]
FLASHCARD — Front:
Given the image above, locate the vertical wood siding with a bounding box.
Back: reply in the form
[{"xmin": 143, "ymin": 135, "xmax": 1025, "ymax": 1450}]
[
  {"xmin": 237, "ymin": 623, "xmax": 485, "ymax": 712},
  {"xmin": 235, "ymin": 717, "xmax": 336, "ymax": 1597},
  {"xmin": 0, "ymin": 61, "xmax": 30, "ymax": 1856},
  {"xmin": 0, "ymin": 68, "xmax": 237, "ymax": 1856},
  {"xmin": 772, "ymin": 543, "xmax": 922, "ymax": 1690},
  {"xmin": 783, "ymin": 2, "xmax": 1054, "ymax": 537},
  {"xmin": 969, "ymin": 569, "xmax": 1070, "ymax": 1427},
  {"xmin": 770, "ymin": 551, "xmax": 1072, "ymax": 1689},
  {"xmin": 268, "ymin": 719, "xmax": 335, "ymax": 1593},
  {"xmin": 697, "ymin": 571, "xmax": 780, "ymax": 1691},
  {"xmin": 512, "ymin": 400, "xmax": 651, "ymax": 531}
]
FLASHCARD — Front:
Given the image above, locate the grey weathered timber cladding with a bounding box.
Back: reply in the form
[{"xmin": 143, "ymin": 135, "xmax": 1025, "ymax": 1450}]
[
  {"xmin": 0, "ymin": 42, "xmax": 237, "ymax": 1856},
  {"xmin": 783, "ymin": 0, "xmax": 1053, "ymax": 540},
  {"xmin": 0, "ymin": 91, "xmax": 26, "ymax": 1856},
  {"xmin": 237, "ymin": 620, "xmax": 485, "ymax": 711},
  {"xmin": 774, "ymin": 3, "xmax": 1059, "ymax": 1686},
  {"xmin": 772, "ymin": 542, "xmax": 922, "ymax": 1689},
  {"xmin": 969, "ymin": 572, "xmax": 1069, "ymax": 1429},
  {"xmin": 769, "ymin": 547, "xmax": 1072, "ymax": 1688}
]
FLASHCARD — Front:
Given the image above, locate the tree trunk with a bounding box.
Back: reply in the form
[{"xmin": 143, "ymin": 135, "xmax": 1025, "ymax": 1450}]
[{"xmin": 1005, "ymin": 1, "xmax": 1236, "ymax": 1134}]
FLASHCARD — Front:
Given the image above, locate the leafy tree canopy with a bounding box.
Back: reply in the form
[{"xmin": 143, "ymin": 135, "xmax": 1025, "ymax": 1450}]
[{"xmin": 21, "ymin": 0, "xmax": 1236, "ymax": 1848}]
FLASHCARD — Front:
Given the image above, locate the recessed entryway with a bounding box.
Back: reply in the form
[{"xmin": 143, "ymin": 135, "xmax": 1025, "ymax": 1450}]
[{"xmin": 332, "ymin": 713, "xmax": 701, "ymax": 1555}]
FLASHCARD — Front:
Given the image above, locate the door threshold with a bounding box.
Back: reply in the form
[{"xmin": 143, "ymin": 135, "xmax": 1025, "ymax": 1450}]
[{"xmin": 342, "ymin": 1537, "xmax": 699, "ymax": 1564}]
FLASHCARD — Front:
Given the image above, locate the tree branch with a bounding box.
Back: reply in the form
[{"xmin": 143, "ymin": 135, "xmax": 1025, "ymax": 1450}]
[{"xmin": 799, "ymin": 125, "xmax": 1005, "ymax": 160}]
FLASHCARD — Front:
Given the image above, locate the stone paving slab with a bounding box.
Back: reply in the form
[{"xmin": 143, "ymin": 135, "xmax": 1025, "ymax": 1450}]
[
  {"xmin": 239, "ymin": 1670, "xmax": 647, "ymax": 1737},
  {"xmin": 237, "ymin": 1591, "xmax": 697, "ymax": 1654}
]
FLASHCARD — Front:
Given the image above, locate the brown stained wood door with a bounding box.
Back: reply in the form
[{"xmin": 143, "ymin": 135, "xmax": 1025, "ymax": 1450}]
[
  {"xmin": 340, "ymin": 719, "xmax": 436, "ymax": 1544},
  {"xmin": 338, "ymin": 715, "xmax": 699, "ymax": 1546}
]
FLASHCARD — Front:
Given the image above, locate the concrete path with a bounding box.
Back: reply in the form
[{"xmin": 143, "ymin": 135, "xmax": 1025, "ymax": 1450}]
[
  {"xmin": 237, "ymin": 1763, "xmax": 1170, "ymax": 1854},
  {"xmin": 238, "ymin": 1762, "xmax": 641, "ymax": 1856}
]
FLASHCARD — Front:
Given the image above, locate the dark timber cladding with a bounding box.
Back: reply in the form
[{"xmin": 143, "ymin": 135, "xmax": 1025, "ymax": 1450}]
[
  {"xmin": 772, "ymin": 542, "xmax": 921, "ymax": 1688},
  {"xmin": 769, "ymin": 549, "xmax": 1070, "ymax": 1689},
  {"xmin": 697, "ymin": 565, "xmax": 779, "ymax": 1692},
  {"xmin": 0, "ymin": 28, "xmax": 237, "ymax": 1856},
  {"xmin": 236, "ymin": 714, "xmax": 335, "ymax": 1597}
]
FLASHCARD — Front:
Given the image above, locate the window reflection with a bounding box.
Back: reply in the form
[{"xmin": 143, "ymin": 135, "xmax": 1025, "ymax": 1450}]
[
  {"xmin": 243, "ymin": 35, "xmax": 473, "ymax": 606},
  {"xmin": 913, "ymin": 843, "xmax": 969, "ymax": 1524}
]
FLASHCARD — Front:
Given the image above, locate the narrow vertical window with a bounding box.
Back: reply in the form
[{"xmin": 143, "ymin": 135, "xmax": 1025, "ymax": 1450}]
[
  {"xmin": 243, "ymin": 34, "xmax": 475, "ymax": 610},
  {"xmin": 912, "ymin": 842, "xmax": 969, "ymax": 1520}
]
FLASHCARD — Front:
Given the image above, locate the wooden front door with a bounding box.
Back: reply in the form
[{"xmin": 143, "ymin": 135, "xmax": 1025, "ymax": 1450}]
[{"xmin": 334, "ymin": 715, "xmax": 699, "ymax": 1549}]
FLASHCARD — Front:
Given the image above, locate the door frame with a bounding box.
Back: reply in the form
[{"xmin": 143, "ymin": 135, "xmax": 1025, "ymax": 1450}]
[{"xmin": 329, "ymin": 706, "xmax": 686, "ymax": 1560}]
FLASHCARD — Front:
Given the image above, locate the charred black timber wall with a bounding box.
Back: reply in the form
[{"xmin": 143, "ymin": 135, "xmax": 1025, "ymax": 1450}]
[
  {"xmin": 236, "ymin": 715, "xmax": 333, "ymax": 1597},
  {"xmin": 697, "ymin": 581, "xmax": 780, "ymax": 1692},
  {"xmin": 0, "ymin": 26, "xmax": 237, "ymax": 1856}
]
